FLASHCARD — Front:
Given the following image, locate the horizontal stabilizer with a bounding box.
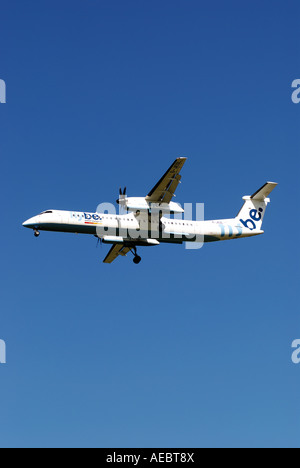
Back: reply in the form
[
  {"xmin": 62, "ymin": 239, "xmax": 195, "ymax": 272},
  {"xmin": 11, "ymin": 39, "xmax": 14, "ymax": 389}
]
[{"xmin": 251, "ymin": 182, "xmax": 278, "ymax": 201}]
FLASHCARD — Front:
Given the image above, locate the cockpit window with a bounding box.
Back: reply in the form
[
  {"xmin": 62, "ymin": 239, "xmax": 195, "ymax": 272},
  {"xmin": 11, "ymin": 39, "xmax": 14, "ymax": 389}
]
[{"xmin": 40, "ymin": 211, "xmax": 53, "ymax": 214}]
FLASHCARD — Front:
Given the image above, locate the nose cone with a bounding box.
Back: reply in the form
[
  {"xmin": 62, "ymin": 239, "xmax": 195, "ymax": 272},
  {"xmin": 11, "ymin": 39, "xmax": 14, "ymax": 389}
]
[
  {"xmin": 22, "ymin": 218, "xmax": 33, "ymax": 228},
  {"xmin": 22, "ymin": 216, "xmax": 39, "ymax": 228}
]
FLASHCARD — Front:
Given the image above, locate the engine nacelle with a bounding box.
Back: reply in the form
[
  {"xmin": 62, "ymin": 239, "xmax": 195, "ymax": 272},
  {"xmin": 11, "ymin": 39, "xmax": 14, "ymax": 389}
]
[
  {"xmin": 117, "ymin": 197, "xmax": 184, "ymax": 214},
  {"xmin": 102, "ymin": 236, "xmax": 160, "ymax": 246}
]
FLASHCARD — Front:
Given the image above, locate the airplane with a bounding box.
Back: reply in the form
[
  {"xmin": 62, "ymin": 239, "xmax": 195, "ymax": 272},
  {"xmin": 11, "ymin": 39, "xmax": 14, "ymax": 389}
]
[{"xmin": 22, "ymin": 158, "xmax": 277, "ymax": 264}]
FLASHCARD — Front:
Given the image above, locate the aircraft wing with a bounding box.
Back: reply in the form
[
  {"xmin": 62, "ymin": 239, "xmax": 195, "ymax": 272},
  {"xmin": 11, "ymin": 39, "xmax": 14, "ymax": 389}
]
[
  {"xmin": 103, "ymin": 244, "xmax": 132, "ymax": 264},
  {"xmin": 146, "ymin": 157, "xmax": 187, "ymax": 204}
]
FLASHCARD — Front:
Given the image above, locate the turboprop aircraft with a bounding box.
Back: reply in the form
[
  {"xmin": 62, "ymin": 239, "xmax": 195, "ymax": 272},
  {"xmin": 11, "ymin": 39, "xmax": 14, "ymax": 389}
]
[{"xmin": 23, "ymin": 158, "xmax": 277, "ymax": 264}]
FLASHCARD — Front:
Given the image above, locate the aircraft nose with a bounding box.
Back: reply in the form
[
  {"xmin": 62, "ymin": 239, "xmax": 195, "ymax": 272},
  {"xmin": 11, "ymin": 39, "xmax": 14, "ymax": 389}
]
[
  {"xmin": 22, "ymin": 216, "xmax": 39, "ymax": 228},
  {"xmin": 23, "ymin": 219, "xmax": 32, "ymax": 228}
]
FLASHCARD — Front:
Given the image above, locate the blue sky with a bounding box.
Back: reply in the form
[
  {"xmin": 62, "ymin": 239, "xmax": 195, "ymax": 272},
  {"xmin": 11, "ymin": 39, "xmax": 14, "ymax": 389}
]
[{"xmin": 0, "ymin": 0, "xmax": 299, "ymax": 448}]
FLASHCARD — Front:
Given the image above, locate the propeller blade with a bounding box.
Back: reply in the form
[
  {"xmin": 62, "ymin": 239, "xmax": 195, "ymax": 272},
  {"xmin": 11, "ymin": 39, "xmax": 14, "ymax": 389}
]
[
  {"xmin": 117, "ymin": 187, "xmax": 127, "ymax": 204},
  {"xmin": 96, "ymin": 237, "xmax": 102, "ymax": 248}
]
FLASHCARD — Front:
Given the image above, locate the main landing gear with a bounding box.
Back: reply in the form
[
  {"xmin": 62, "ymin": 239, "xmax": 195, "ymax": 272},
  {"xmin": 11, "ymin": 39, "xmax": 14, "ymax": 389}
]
[
  {"xmin": 34, "ymin": 230, "xmax": 40, "ymax": 238},
  {"xmin": 131, "ymin": 246, "xmax": 142, "ymax": 265},
  {"xmin": 133, "ymin": 255, "xmax": 142, "ymax": 265}
]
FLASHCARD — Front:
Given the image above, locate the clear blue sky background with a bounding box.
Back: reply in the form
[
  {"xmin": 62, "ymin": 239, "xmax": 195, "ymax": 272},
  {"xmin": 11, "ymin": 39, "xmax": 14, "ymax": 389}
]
[{"xmin": 0, "ymin": 0, "xmax": 299, "ymax": 448}]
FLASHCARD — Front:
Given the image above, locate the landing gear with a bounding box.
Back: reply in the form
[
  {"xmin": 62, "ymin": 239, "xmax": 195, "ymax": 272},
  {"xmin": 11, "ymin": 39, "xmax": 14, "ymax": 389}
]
[
  {"xmin": 133, "ymin": 255, "xmax": 142, "ymax": 265},
  {"xmin": 34, "ymin": 230, "xmax": 40, "ymax": 238},
  {"xmin": 131, "ymin": 246, "xmax": 142, "ymax": 265}
]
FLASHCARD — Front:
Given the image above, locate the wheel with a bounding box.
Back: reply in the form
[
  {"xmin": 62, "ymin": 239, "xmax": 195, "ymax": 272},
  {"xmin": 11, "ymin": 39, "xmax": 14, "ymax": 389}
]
[
  {"xmin": 34, "ymin": 230, "xmax": 40, "ymax": 238},
  {"xmin": 133, "ymin": 255, "xmax": 142, "ymax": 265}
]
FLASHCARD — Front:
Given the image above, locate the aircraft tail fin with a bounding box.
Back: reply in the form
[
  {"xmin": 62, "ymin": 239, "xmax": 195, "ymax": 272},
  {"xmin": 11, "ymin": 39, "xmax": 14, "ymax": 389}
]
[{"xmin": 236, "ymin": 182, "xmax": 278, "ymax": 231}]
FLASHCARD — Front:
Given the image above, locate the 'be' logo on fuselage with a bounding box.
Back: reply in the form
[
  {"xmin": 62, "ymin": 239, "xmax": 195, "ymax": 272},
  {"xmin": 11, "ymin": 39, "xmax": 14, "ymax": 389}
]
[{"xmin": 240, "ymin": 208, "xmax": 263, "ymax": 230}]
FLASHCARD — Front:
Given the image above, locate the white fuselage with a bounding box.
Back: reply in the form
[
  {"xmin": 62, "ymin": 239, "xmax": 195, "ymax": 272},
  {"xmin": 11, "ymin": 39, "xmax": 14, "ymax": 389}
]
[{"xmin": 23, "ymin": 209, "xmax": 263, "ymax": 244}]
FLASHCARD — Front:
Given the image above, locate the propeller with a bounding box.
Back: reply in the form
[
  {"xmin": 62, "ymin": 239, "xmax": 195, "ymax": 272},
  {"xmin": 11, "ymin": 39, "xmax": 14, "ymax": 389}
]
[
  {"xmin": 117, "ymin": 187, "xmax": 127, "ymax": 204},
  {"xmin": 95, "ymin": 235, "xmax": 102, "ymax": 248}
]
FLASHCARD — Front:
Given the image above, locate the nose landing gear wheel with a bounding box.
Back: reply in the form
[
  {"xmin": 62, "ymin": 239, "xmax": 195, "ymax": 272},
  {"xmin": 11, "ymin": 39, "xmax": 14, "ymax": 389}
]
[{"xmin": 34, "ymin": 230, "xmax": 40, "ymax": 238}]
